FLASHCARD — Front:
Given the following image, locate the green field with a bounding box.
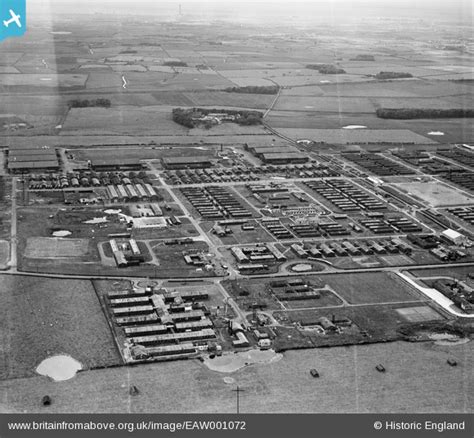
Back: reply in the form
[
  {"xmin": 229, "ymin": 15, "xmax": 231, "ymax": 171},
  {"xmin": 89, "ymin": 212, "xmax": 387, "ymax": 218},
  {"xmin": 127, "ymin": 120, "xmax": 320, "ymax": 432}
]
[
  {"xmin": 322, "ymin": 272, "xmax": 423, "ymax": 305},
  {"xmin": 0, "ymin": 275, "xmax": 122, "ymax": 380}
]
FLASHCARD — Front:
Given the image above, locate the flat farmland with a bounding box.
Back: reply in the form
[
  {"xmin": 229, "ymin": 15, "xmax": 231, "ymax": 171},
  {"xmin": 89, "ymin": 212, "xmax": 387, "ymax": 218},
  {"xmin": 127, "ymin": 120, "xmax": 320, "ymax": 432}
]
[
  {"xmin": 266, "ymin": 111, "xmax": 396, "ymax": 129},
  {"xmin": 218, "ymin": 77, "xmax": 276, "ymax": 87},
  {"xmin": 110, "ymin": 65, "xmax": 148, "ymax": 73},
  {"xmin": 394, "ymin": 118, "xmax": 474, "ymax": 144},
  {"xmin": 85, "ymin": 72, "xmax": 129, "ymax": 90},
  {"xmin": 188, "ymin": 123, "xmax": 266, "ymax": 136},
  {"xmin": 281, "ymin": 85, "xmax": 326, "ymax": 96},
  {"xmin": 0, "ymin": 275, "xmax": 121, "ymax": 380},
  {"xmin": 0, "ymin": 95, "xmax": 66, "ymax": 116},
  {"xmin": 0, "ymin": 240, "xmax": 9, "ymax": 267},
  {"xmin": 3, "ymin": 134, "xmax": 278, "ymax": 148},
  {"xmin": 183, "ymin": 91, "xmax": 274, "ymax": 109},
  {"xmin": 275, "ymin": 74, "xmax": 375, "ymax": 87},
  {"xmin": 275, "ymin": 128, "xmax": 436, "ymax": 144},
  {"xmin": 0, "ymin": 66, "xmax": 20, "ymax": 73},
  {"xmin": 150, "ymin": 91, "xmax": 195, "ymax": 106},
  {"xmin": 319, "ymin": 79, "xmax": 474, "ymax": 98},
  {"xmin": 372, "ymin": 97, "xmax": 467, "ymax": 110},
  {"xmin": 321, "ymin": 272, "xmax": 423, "ymax": 305},
  {"xmin": 341, "ymin": 65, "xmax": 442, "ymax": 77},
  {"xmin": 1, "ymin": 341, "xmax": 470, "ymax": 413},
  {"xmin": 0, "ymin": 74, "xmax": 88, "ymax": 90},
  {"xmin": 0, "ymin": 52, "xmax": 24, "ymax": 65},
  {"xmin": 62, "ymin": 106, "xmax": 189, "ymax": 135},
  {"xmin": 274, "ymin": 96, "xmax": 376, "ymax": 113},
  {"xmin": 152, "ymin": 73, "xmax": 237, "ymax": 91}
]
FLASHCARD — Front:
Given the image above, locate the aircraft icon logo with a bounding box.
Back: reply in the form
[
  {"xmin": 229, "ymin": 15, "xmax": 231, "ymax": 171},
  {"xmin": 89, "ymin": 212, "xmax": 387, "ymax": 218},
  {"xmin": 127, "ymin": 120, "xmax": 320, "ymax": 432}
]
[{"xmin": 1, "ymin": 0, "xmax": 26, "ymax": 42}]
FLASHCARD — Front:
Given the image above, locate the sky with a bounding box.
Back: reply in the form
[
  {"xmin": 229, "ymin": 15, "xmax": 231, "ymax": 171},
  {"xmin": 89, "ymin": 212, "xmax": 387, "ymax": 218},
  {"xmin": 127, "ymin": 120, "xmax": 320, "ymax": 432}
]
[{"xmin": 27, "ymin": 0, "xmax": 472, "ymax": 25}]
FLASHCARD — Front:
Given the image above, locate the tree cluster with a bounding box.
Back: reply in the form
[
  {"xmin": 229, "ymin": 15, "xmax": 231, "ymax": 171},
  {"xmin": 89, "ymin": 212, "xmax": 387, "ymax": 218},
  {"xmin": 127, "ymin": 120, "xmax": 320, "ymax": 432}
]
[
  {"xmin": 68, "ymin": 99, "xmax": 111, "ymax": 109},
  {"xmin": 306, "ymin": 64, "xmax": 346, "ymax": 74},
  {"xmin": 375, "ymin": 71, "xmax": 413, "ymax": 80},
  {"xmin": 376, "ymin": 108, "xmax": 474, "ymax": 119},
  {"xmin": 172, "ymin": 107, "xmax": 263, "ymax": 128},
  {"xmin": 224, "ymin": 85, "xmax": 279, "ymax": 95}
]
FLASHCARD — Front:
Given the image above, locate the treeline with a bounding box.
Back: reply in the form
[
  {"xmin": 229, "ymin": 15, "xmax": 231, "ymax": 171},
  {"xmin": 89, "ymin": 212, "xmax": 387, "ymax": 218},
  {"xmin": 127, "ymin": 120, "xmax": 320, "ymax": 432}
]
[
  {"xmin": 172, "ymin": 107, "xmax": 263, "ymax": 128},
  {"xmin": 163, "ymin": 61, "xmax": 188, "ymax": 67},
  {"xmin": 172, "ymin": 108, "xmax": 195, "ymax": 128},
  {"xmin": 350, "ymin": 54, "xmax": 375, "ymax": 61},
  {"xmin": 376, "ymin": 108, "xmax": 474, "ymax": 119},
  {"xmin": 306, "ymin": 64, "xmax": 346, "ymax": 74},
  {"xmin": 68, "ymin": 99, "xmax": 111, "ymax": 108},
  {"xmin": 375, "ymin": 71, "xmax": 413, "ymax": 80},
  {"xmin": 224, "ymin": 85, "xmax": 279, "ymax": 95}
]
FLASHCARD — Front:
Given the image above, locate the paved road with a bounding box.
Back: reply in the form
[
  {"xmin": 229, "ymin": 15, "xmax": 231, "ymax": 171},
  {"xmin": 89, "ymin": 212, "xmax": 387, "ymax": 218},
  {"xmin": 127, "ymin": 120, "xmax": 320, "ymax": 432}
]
[
  {"xmin": 9, "ymin": 177, "xmax": 17, "ymax": 272},
  {"xmin": 396, "ymin": 271, "xmax": 474, "ymax": 319}
]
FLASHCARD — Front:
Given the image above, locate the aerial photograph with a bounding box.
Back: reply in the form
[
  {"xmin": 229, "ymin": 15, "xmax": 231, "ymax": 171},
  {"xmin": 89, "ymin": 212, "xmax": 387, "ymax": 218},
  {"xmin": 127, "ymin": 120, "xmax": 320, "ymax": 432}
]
[{"xmin": 0, "ymin": 0, "xmax": 472, "ymax": 432}]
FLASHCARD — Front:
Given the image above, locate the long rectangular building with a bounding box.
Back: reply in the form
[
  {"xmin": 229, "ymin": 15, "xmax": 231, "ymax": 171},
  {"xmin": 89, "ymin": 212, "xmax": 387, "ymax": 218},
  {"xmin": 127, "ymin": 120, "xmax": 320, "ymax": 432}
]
[{"xmin": 129, "ymin": 328, "xmax": 216, "ymax": 346}]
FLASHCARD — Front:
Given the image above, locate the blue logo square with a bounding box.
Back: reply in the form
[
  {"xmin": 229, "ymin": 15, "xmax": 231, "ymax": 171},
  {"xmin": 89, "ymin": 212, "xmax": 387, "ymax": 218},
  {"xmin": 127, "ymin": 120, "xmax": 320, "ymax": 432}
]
[{"xmin": 0, "ymin": 0, "xmax": 26, "ymax": 42}]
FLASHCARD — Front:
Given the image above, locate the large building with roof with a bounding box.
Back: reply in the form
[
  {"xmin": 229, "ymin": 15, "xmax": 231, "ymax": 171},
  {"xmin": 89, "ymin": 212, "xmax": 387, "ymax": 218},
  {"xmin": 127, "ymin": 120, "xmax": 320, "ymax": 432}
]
[{"xmin": 7, "ymin": 145, "xmax": 59, "ymax": 173}]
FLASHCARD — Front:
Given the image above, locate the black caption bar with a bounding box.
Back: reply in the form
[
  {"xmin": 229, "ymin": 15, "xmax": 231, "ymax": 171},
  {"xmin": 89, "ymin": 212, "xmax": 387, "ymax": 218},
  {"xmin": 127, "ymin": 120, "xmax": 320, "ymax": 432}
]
[{"xmin": 0, "ymin": 414, "xmax": 472, "ymax": 438}]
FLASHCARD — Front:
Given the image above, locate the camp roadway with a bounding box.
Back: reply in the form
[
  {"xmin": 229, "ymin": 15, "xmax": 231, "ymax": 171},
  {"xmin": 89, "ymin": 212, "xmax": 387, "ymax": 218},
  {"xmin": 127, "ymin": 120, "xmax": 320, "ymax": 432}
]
[
  {"xmin": 2, "ymin": 261, "xmax": 474, "ymax": 314},
  {"xmin": 8, "ymin": 177, "xmax": 18, "ymax": 272}
]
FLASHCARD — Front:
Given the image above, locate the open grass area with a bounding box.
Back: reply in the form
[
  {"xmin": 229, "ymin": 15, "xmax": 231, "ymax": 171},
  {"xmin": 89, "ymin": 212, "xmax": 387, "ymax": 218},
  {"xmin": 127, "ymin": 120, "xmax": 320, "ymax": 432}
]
[
  {"xmin": 321, "ymin": 272, "xmax": 424, "ymax": 305},
  {"xmin": 1, "ymin": 341, "xmax": 470, "ymax": 413},
  {"xmin": 394, "ymin": 182, "xmax": 474, "ymax": 207},
  {"xmin": 0, "ymin": 275, "xmax": 122, "ymax": 380}
]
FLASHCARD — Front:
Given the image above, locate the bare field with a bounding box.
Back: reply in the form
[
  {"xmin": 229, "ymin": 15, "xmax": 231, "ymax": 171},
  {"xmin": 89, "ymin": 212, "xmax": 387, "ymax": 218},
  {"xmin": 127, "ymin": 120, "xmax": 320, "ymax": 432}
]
[
  {"xmin": 5, "ymin": 134, "xmax": 277, "ymax": 148},
  {"xmin": 24, "ymin": 237, "xmax": 90, "ymax": 258},
  {"xmin": 275, "ymin": 128, "xmax": 436, "ymax": 144},
  {"xmin": 1, "ymin": 341, "xmax": 470, "ymax": 413},
  {"xmin": 274, "ymin": 96, "xmax": 376, "ymax": 113},
  {"xmin": 62, "ymin": 106, "xmax": 189, "ymax": 135},
  {"xmin": 183, "ymin": 91, "xmax": 273, "ymax": 109},
  {"xmin": 0, "ymin": 74, "xmax": 88, "ymax": 89}
]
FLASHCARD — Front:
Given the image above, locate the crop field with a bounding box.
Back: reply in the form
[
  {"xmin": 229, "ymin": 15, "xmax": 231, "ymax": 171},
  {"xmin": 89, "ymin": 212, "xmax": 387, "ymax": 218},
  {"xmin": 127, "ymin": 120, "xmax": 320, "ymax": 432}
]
[
  {"xmin": 274, "ymin": 96, "xmax": 376, "ymax": 113},
  {"xmin": 321, "ymin": 272, "xmax": 423, "ymax": 305},
  {"xmin": 183, "ymin": 91, "xmax": 274, "ymax": 109},
  {"xmin": 0, "ymin": 240, "xmax": 9, "ymax": 267},
  {"xmin": 84, "ymin": 72, "xmax": 124, "ymax": 90},
  {"xmin": 188, "ymin": 123, "xmax": 266, "ymax": 136},
  {"xmin": 393, "ymin": 182, "xmax": 474, "ymax": 207},
  {"xmin": 62, "ymin": 106, "xmax": 189, "ymax": 135},
  {"xmin": 372, "ymin": 97, "xmax": 466, "ymax": 110},
  {"xmin": 0, "ymin": 51, "xmax": 24, "ymax": 65},
  {"xmin": 275, "ymin": 128, "xmax": 436, "ymax": 144},
  {"xmin": 0, "ymin": 74, "xmax": 88, "ymax": 90},
  {"xmin": 0, "ymin": 95, "xmax": 67, "ymax": 116},
  {"xmin": 0, "ymin": 340, "xmax": 469, "ymax": 413},
  {"xmin": 0, "ymin": 275, "xmax": 121, "ymax": 380}
]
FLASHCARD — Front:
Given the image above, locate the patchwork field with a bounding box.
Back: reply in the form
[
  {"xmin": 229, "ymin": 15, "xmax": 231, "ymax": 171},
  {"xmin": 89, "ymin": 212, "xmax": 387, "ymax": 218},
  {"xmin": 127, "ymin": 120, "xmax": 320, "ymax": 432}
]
[
  {"xmin": 62, "ymin": 106, "xmax": 189, "ymax": 135},
  {"xmin": 0, "ymin": 74, "xmax": 88, "ymax": 90}
]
